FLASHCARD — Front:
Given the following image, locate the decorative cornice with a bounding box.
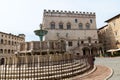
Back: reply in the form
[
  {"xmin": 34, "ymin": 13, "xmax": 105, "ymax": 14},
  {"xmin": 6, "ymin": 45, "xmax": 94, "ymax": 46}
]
[{"xmin": 44, "ymin": 9, "xmax": 96, "ymax": 17}]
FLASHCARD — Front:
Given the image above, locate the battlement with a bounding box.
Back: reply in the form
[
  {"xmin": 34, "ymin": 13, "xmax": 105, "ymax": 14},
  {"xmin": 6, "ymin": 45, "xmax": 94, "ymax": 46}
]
[{"xmin": 44, "ymin": 9, "xmax": 95, "ymax": 17}]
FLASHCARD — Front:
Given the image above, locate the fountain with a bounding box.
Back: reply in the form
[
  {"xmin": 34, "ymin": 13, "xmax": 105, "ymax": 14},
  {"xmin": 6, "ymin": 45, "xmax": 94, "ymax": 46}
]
[{"xmin": 34, "ymin": 24, "xmax": 48, "ymax": 41}]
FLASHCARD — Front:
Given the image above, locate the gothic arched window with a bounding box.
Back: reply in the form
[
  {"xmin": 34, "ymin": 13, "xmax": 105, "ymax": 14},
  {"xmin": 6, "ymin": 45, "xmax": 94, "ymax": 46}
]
[
  {"xmin": 59, "ymin": 22, "xmax": 63, "ymax": 29},
  {"xmin": 0, "ymin": 49, "xmax": 3, "ymax": 54},
  {"xmin": 50, "ymin": 22, "xmax": 55, "ymax": 29},
  {"xmin": 8, "ymin": 49, "xmax": 10, "ymax": 54},
  {"xmin": 90, "ymin": 19, "xmax": 92, "ymax": 23},
  {"xmin": 79, "ymin": 23, "xmax": 83, "ymax": 29},
  {"xmin": 1, "ymin": 39, "xmax": 3, "ymax": 44},
  {"xmin": 67, "ymin": 23, "xmax": 71, "ymax": 29},
  {"xmin": 86, "ymin": 23, "xmax": 90, "ymax": 29},
  {"xmin": 8, "ymin": 40, "xmax": 11, "ymax": 45},
  {"xmin": 88, "ymin": 37, "xmax": 92, "ymax": 43}
]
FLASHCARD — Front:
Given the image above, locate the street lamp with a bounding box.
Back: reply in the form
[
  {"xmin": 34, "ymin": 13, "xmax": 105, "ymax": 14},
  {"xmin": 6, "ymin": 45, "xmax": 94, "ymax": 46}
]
[{"xmin": 88, "ymin": 43, "xmax": 92, "ymax": 55}]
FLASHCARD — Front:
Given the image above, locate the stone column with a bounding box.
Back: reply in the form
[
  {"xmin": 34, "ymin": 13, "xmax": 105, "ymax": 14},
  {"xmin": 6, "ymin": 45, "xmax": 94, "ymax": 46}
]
[
  {"xmin": 99, "ymin": 50, "xmax": 102, "ymax": 57},
  {"xmin": 31, "ymin": 52, "xmax": 34, "ymax": 67},
  {"xmin": 40, "ymin": 41, "xmax": 42, "ymax": 52},
  {"xmin": 12, "ymin": 57, "xmax": 14, "ymax": 67},
  {"xmin": 25, "ymin": 55, "xmax": 28, "ymax": 67},
  {"xmin": 31, "ymin": 42, "xmax": 34, "ymax": 50},
  {"xmin": 47, "ymin": 41, "xmax": 49, "ymax": 49},
  {"xmin": 38, "ymin": 55, "xmax": 39, "ymax": 67},
  {"xmin": 25, "ymin": 43, "xmax": 27, "ymax": 51},
  {"xmin": 97, "ymin": 50, "xmax": 100, "ymax": 56},
  {"xmin": 89, "ymin": 48, "xmax": 91, "ymax": 55},
  {"xmin": 66, "ymin": 40, "xmax": 68, "ymax": 52}
]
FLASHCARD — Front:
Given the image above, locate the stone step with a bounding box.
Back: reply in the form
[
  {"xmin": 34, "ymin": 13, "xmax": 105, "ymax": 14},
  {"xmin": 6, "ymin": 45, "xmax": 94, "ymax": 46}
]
[
  {"xmin": 0, "ymin": 63, "xmax": 87, "ymax": 76},
  {"xmin": 0, "ymin": 65, "xmax": 90, "ymax": 80}
]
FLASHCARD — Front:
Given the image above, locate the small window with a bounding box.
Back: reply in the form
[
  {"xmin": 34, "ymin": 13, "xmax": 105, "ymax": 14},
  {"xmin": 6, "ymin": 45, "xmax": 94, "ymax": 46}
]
[
  {"xmin": 75, "ymin": 19, "xmax": 77, "ymax": 23},
  {"xmin": 76, "ymin": 53, "xmax": 80, "ymax": 55},
  {"xmin": 11, "ymin": 50, "xmax": 14, "ymax": 53},
  {"xmin": 0, "ymin": 58, "xmax": 5, "ymax": 65},
  {"xmin": 1, "ymin": 39, "xmax": 3, "ymax": 44},
  {"xmin": 88, "ymin": 37, "xmax": 92, "ymax": 43},
  {"xmin": 8, "ymin": 49, "xmax": 10, "ymax": 54},
  {"xmin": 12, "ymin": 41, "xmax": 14, "ymax": 45},
  {"xmin": 15, "ymin": 42, "xmax": 16, "ymax": 45},
  {"xmin": 5, "ymin": 40, "xmax": 7, "ymax": 45},
  {"xmin": 113, "ymin": 22, "xmax": 115, "ymax": 26},
  {"xmin": 0, "ymin": 49, "xmax": 3, "ymax": 53},
  {"xmin": 67, "ymin": 23, "xmax": 71, "ymax": 29},
  {"xmin": 68, "ymin": 41, "xmax": 73, "ymax": 46},
  {"xmin": 86, "ymin": 23, "xmax": 90, "ymax": 29},
  {"xmin": 59, "ymin": 22, "xmax": 63, "ymax": 29},
  {"xmin": 4, "ymin": 49, "xmax": 7, "ymax": 54},
  {"xmin": 79, "ymin": 23, "xmax": 83, "ymax": 29},
  {"xmin": 115, "ymin": 31, "xmax": 117, "ymax": 36},
  {"xmin": 90, "ymin": 19, "xmax": 92, "ymax": 23},
  {"xmin": 95, "ymin": 41, "xmax": 97, "ymax": 43},
  {"xmin": 1, "ymin": 35, "xmax": 3, "ymax": 37},
  {"xmin": 50, "ymin": 22, "xmax": 55, "ymax": 29},
  {"xmin": 81, "ymin": 41, "xmax": 84, "ymax": 44}
]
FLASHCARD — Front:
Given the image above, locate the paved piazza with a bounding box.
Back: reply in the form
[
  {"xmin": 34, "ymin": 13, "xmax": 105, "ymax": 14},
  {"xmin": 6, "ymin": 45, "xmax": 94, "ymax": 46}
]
[{"xmin": 95, "ymin": 57, "xmax": 120, "ymax": 80}]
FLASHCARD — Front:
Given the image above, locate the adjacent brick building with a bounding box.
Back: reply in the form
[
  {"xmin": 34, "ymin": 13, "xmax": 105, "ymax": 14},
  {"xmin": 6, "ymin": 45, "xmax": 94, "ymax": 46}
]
[
  {"xmin": 0, "ymin": 31, "xmax": 25, "ymax": 57},
  {"xmin": 98, "ymin": 14, "xmax": 120, "ymax": 53}
]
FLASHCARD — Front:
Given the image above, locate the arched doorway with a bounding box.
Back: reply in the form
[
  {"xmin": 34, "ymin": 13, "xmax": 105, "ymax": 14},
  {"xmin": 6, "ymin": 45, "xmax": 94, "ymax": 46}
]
[
  {"xmin": 8, "ymin": 49, "xmax": 10, "ymax": 54},
  {"xmin": 82, "ymin": 47, "xmax": 90, "ymax": 55},
  {"xmin": 4, "ymin": 49, "xmax": 7, "ymax": 54},
  {"xmin": 76, "ymin": 53, "xmax": 80, "ymax": 55},
  {"xmin": 0, "ymin": 58, "xmax": 5, "ymax": 65},
  {"xmin": 0, "ymin": 49, "xmax": 3, "ymax": 54},
  {"xmin": 99, "ymin": 47, "xmax": 104, "ymax": 56},
  {"xmin": 58, "ymin": 39, "xmax": 66, "ymax": 53},
  {"xmin": 91, "ymin": 47, "xmax": 98, "ymax": 56}
]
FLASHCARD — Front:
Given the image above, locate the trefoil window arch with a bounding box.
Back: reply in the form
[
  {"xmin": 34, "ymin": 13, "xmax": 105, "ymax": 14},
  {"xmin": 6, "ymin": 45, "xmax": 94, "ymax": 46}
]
[
  {"xmin": 50, "ymin": 22, "xmax": 55, "ymax": 29},
  {"xmin": 59, "ymin": 22, "xmax": 63, "ymax": 29},
  {"xmin": 86, "ymin": 23, "xmax": 90, "ymax": 29},
  {"xmin": 67, "ymin": 23, "xmax": 71, "ymax": 29},
  {"xmin": 79, "ymin": 23, "xmax": 83, "ymax": 29}
]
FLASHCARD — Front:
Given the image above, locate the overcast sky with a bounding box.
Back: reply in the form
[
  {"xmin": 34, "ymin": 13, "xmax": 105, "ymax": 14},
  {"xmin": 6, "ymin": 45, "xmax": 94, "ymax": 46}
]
[{"xmin": 0, "ymin": 0, "xmax": 120, "ymax": 41}]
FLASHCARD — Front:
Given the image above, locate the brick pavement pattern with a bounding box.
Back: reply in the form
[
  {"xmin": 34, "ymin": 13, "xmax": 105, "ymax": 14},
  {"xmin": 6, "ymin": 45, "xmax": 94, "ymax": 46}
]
[
  {"xmin": 95, "ymin": 57, "xmax": 120, "ymax": 80},
  {"xmin": 73, "ymin": 65, "xmax": 111, "ymax": 80}
]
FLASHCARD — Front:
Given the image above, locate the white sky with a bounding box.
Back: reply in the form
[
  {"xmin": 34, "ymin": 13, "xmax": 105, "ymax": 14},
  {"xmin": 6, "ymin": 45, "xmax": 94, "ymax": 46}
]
[{"xmin": 0, "ymin": 0, "xmax": 120, "ymax": 41}]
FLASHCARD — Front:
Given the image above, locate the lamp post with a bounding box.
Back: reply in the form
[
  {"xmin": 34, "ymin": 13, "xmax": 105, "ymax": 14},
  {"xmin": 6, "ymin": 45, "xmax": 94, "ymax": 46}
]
[{"xmin": 88, "ymin": 43, "xmax": 92, "ymax": 55}]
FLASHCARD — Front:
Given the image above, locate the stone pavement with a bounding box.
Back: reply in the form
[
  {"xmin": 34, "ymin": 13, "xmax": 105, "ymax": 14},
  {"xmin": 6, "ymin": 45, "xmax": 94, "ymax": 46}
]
[
  {"xmin": 95, "ymin": 57, "xmax": 120, "ymax": 80},
  {"xmin": 72, "ymin": 65, "xmax": 111, "ymax": 80}
]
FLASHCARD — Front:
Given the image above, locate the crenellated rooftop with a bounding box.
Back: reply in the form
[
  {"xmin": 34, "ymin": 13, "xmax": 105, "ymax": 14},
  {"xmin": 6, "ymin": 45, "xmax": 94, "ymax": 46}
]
[{"xmin": 44, "ymin": 9, "xmax": 96, "ymax": 17}]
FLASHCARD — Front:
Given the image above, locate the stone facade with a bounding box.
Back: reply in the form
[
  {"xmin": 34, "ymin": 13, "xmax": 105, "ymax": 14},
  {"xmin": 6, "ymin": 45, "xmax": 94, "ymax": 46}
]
[
  {"xmin": 0, "ymin": 31, "xmax": 25, "ymax": 57},
  {"xmin": 42, "ymin": 10, "xmax": 102, "ymax": 56},
  {"xmin": 0, "ymin": 10, "xmax": 96, "ymax": 80},
  {"xmin": 98, "ymin": 14, "xmax": 120, "ymax": 52}
]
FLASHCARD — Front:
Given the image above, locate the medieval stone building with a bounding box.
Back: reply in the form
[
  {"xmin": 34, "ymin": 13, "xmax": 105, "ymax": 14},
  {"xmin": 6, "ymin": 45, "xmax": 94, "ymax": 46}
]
[
  {"xmin": 0, "ymin": 10, "xmax": 99, "ymax": 80},
  {"xmin": 42, "ymin": 10, "xmax": 102, "ymax": 56},
  {"xmin": 0, "ymin": 31, "xmax": 25, "ymax": 58},
  {"xmin": 98, "ymin": 14, "xmax": 120, "ymax": 53}
]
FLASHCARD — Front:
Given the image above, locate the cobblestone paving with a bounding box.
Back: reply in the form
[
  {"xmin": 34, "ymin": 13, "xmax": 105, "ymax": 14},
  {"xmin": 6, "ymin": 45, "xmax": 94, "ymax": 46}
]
[
  {"xmin": 76, "ymin": 65, "xmax": 111, "ymax": 80},
  {"xmin": 95, "ymin": 57, "xmax": 120, "ymax": 80}
]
